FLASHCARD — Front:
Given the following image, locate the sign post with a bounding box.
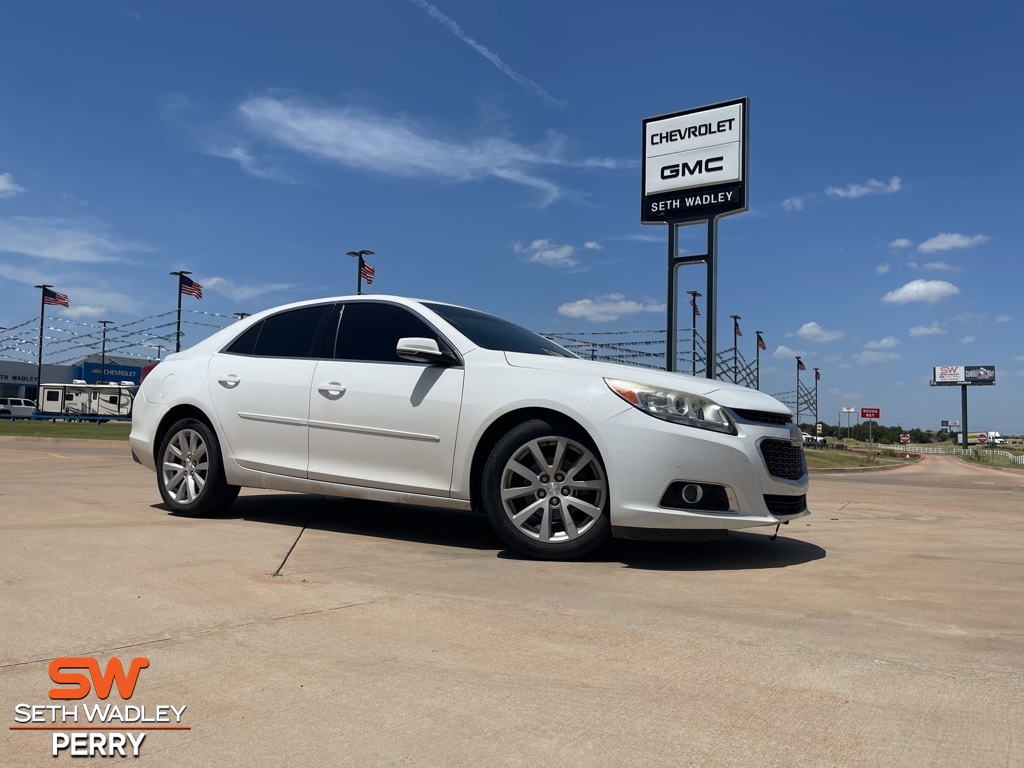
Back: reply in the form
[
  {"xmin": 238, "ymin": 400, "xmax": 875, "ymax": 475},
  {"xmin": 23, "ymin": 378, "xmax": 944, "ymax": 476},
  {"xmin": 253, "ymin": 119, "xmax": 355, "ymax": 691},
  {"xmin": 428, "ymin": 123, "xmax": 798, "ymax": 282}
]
[
  {"xmin": 861, "ymin": 407, "xmax": 880, "ymax": 462},
  {"xmin": 643, "ymin": 98, "xmax": 749, "ymax": 376}
]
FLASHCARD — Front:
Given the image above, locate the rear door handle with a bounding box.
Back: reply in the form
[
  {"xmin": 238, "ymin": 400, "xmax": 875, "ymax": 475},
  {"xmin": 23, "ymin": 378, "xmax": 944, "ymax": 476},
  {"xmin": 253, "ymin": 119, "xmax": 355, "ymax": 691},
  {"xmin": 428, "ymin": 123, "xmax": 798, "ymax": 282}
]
[
  {"xmin": 218, "ymin": 374, "xmax": 240, "ymax": 389},
  {"xmin": 317, "ymin": 382, "xmax": 346, "ymax": 398}
]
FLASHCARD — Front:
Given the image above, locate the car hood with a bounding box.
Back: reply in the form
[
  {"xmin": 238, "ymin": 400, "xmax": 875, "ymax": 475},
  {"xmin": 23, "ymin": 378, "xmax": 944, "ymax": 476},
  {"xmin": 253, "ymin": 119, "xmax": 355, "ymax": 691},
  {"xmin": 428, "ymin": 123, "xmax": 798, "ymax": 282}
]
[{"xmin": 503, "ymin": 352, "xmax": 792, "ymax": 414}]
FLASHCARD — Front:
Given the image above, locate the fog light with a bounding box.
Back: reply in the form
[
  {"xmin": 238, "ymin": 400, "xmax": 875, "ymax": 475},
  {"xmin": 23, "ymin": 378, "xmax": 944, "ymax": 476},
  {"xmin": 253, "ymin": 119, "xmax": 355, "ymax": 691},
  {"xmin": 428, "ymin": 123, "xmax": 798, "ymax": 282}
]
[{"xmin": 680, "ymin": 484, "xmax": 703, "ymax": 505}]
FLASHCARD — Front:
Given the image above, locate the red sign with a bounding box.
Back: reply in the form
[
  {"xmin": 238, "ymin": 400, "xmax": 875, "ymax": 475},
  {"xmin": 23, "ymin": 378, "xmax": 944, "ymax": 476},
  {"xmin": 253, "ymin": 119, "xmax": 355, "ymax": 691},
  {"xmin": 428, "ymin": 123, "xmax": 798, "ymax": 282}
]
[
  {"xmin": 861, "ymin": 408, "xmax": 880, "ymax": 419},
  {"xmin": 900, "ymin": 434, "xmax": 910, "ymax": 444},
  {"xmin": 977, "ymin": 433, "xmax": 988, "ymax": 444}
]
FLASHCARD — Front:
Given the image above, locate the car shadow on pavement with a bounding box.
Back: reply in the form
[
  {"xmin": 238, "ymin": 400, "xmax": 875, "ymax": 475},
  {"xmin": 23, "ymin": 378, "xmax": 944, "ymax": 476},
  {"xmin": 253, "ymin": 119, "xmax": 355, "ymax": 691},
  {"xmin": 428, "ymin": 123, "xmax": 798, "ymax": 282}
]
[
  {"xmin": 603, "ymin": 533, "xmax": 826, "ymax": 571},
  {"xmin": 153, "ymin": 494, "xmax": 826, "ymax": 570}
]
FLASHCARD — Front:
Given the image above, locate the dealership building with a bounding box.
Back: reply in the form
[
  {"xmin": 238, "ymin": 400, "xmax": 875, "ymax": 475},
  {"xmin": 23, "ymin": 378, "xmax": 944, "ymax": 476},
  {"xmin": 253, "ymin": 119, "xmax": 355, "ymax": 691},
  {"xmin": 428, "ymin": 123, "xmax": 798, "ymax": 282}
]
[{"xmin": 0, "ymin": 355, "xmax": 146, "ymax": 400}]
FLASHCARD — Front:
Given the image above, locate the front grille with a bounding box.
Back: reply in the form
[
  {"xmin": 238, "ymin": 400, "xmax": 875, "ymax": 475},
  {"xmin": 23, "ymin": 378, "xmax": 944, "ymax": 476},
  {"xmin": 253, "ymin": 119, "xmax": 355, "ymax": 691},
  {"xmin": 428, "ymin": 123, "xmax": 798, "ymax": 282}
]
[
  {"xmin": 759, "ymin": 439, "xmax": 807, "ymax": 481},
  {"xmin": 733, "ymin": 409, "xmax": 793, "ymax": 425},
  {"xmin": 763, "ymin": 494, "xmax": 807, "ymax": 515}
]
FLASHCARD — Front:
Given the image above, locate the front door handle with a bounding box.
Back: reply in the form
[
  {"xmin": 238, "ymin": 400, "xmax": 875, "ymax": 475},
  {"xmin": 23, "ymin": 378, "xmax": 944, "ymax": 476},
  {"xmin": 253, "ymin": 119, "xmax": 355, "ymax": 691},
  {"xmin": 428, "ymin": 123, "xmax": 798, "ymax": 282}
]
[
  {"xmin": 317, "ymin": 382, "xmax": 346, "ymax": 398},
  {"xmin": 218, "ymin": 374, "xmax": 240, "ymax": 389}
]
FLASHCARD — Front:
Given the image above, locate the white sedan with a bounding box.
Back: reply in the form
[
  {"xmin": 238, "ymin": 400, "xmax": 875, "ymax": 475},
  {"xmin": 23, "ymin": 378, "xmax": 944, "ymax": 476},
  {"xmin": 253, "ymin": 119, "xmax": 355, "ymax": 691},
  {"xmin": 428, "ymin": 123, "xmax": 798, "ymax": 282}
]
[{"xmin": 130, "ymin": 296, "xmax": 809, "ymax": 559}]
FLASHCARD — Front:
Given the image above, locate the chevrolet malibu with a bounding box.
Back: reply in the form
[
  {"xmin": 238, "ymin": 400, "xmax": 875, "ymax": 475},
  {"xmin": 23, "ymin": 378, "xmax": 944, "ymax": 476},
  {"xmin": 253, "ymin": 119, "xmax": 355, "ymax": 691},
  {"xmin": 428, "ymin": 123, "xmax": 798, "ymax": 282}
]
[{"xmin": 130, "ymin": 296, "xmax": 809, "ymax": 559}]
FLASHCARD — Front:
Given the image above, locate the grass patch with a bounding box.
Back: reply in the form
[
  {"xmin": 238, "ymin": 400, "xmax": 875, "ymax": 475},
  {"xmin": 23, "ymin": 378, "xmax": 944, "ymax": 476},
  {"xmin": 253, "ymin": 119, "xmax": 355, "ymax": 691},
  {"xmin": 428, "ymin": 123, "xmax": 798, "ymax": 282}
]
[
  {"xmin": 805, "ymin": 448, "xmax": 914, "ymax": 470},
  {"xmin": 963, "ymin": 452, "xmax": 1024, "ymax": 470},
  {"xmin": 0, "ymin": 419, "xmax": 131, "ymax": 441}
]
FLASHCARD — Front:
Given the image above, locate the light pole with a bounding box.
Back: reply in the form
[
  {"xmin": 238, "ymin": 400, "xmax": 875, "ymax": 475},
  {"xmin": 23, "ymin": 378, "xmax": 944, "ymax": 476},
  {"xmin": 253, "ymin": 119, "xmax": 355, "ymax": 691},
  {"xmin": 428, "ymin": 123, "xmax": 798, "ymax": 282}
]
[
  {"xmin": 686, "ymin": 290, "xmax": 701, "ymax": 375},
  {"xmin": 795, "ymin": 356, "xmax": 805, "ymax": 429},
  {"xmin": 169, "ymin": 270, "xmax": 192, "ymax": 353},
  {"xmin": 34, "ymin": 284, "xmax": 53, "ymax": 402},
  {"xmin": 99, "ymin": 320, "xmax": 113, "ymax": 384},
  {"xmin": 233, "ymin": 312, "xmax": 251, "ymax": 321},
  {"xmin": 755, "ymin": 330, "xmax": 765, "ymax": 391},
  {"xmin": 346, "ymin": 250, "xmax": 375, "ymax": 295},
  {"xmin": 729, "ymin": 314, "xmax": 741, "ymax": 384},
  {"xmin": 813, "ymin": 368, "xmax": 820, "ymax": 435}
]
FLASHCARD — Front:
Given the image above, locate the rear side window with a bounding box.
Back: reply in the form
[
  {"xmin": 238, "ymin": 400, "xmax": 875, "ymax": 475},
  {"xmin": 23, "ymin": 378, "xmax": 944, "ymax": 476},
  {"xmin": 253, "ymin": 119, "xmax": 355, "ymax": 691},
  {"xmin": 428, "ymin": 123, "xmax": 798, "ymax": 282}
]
[
  {"xmin": 226, "ymin": 305, "xmax": 331, "ymax": 358},
  {"xmin": 334, "ymin": 303, "xmax": 445, "ymax": 363}
]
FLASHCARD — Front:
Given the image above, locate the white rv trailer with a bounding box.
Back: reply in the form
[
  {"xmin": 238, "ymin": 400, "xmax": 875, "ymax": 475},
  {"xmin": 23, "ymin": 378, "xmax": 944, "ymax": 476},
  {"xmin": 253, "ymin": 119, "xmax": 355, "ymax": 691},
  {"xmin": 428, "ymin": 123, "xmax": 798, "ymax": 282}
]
[{"xmin": 40, "ymin": 381, "xmax": 138, "ymax": 418}]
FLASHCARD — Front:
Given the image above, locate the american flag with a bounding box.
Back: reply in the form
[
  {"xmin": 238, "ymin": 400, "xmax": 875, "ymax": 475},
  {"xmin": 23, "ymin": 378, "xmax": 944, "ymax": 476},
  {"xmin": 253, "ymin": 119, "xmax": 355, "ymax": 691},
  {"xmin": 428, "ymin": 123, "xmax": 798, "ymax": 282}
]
[
  {"xmin": 815, "ymin": 369, "xmax": 821, "ymax": 381},
  {"xmin": 756, "ymin": 332, "xmax": 766, "ymax": 351},
  {"xmin": 733, "ymin": 318, "xmax": 743, "ymax": 337},
  {"xmin": 797, "ymin": 358, "xmax": 806, "ymax": 371},
  {"xmin": 689, "ymin": 295, "xmax": 700, "ymax": 316},
  {"xmin": 180, "ymin": 275, "xmax": 203, "ymax": 300},
  {"xmin": 43, "ymin": 288, "xmax": 70, "ymax": 307},
  {"xmin": 360, "ymin": 260, "xmax": 375, "ymax": 284}
]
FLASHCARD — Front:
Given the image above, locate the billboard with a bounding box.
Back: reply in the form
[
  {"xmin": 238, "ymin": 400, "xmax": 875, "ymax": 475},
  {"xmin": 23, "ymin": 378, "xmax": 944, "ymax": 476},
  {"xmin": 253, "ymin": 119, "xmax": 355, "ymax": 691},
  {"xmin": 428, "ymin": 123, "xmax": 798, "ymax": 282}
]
[
  {"xmin": 931, "ymin": 365, "xmax": 996, "ymax": 386},
  {"xmin": 642, "ymin": 98, "xmax": 748, "ymax": 224}
]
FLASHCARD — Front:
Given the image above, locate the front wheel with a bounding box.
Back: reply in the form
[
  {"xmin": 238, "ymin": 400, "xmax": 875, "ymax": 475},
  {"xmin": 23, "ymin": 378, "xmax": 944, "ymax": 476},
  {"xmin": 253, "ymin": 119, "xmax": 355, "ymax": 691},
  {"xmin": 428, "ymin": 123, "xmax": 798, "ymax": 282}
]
[
  {"xmin": 157, "ymin": 418, "xmax": 239, "ymax": 516},
  {"xmin": 481, "ymin": 419, "xmax": 610, "ymax": 560}
]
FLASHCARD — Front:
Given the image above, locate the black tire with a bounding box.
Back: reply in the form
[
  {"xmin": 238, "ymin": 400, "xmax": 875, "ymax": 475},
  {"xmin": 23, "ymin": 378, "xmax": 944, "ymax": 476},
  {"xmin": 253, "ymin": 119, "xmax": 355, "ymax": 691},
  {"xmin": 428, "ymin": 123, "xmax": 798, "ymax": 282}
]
[
  {"xmin": 481, "ymin": 418, "xmax": 611, "ymax": 560},
  {"xmin": 157, "ymin": 417, "xmax": 239, "ymax": 517}
]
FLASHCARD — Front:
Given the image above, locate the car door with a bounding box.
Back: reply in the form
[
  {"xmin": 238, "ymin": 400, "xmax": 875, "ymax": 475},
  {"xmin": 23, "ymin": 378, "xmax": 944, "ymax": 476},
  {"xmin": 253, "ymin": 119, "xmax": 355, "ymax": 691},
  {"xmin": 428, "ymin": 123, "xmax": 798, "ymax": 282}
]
[
  {"xmin": 207, "ymin": 304, "xmax": 331, "ymax": 478},
  {"xmin": 307, "ymin": 301, "xmax": 465, "ymax": 496}
]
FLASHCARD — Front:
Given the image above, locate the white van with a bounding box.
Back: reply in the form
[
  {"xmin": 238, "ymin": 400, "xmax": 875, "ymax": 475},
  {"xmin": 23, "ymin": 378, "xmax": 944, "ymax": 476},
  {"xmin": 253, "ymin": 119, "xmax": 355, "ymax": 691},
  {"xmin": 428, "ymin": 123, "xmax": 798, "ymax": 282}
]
[{"xmin": 0, "ymin": 397, "xmax": 37, "ymax": 416}]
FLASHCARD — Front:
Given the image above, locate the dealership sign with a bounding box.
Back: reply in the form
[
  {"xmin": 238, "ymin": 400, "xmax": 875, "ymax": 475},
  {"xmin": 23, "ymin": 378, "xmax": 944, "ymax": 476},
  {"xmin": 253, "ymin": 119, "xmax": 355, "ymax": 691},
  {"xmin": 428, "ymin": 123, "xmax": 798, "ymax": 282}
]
[
  {"xmin": 931, "ymin": 365, "xmax": 997, "ymax": 386},
  {"xmin": 642, "ymin": 98, "xmax": 748, "ymax": 223}
]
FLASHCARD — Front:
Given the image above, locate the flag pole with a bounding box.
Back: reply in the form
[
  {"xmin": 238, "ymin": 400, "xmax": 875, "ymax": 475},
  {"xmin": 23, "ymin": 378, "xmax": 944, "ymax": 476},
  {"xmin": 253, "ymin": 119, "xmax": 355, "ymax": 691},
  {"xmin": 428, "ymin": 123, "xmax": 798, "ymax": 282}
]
[
  {"xmin": 34, "ymin": 284, "xmax": 52, "ymax": 402},
  {"xmin": 755, "ymin": 330, "xmax": 763, "ymax": 391},
  {"xmin": 729, "ymin": 315, "xmax": 741, "ymax": 384},
  {"xmin": 170, "ymin": 270, "xmax": 192, "ymax": 353},
  {"xmin": 795, "ymin": 356, "xmax": 802, "ymax": 429},
  {"xmin": 347, "ymin": 249, "xmax": 375, "ymax": 296}
]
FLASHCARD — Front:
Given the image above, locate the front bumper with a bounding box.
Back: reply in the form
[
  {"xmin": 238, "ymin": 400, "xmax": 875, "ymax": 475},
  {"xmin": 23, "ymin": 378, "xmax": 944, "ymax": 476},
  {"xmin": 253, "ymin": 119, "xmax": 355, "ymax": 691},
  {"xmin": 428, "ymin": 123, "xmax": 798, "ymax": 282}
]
[{"xmin": 595, "ymin": 407, "xmax": 809, "ymax": 533}]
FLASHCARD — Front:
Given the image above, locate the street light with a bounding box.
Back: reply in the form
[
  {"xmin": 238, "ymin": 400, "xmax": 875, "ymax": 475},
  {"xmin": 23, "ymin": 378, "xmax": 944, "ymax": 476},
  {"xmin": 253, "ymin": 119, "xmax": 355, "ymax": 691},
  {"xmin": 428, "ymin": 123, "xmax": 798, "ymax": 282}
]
[
  {"xmin": 346, "ymin": 250, "xmax": 375, "ymax": 295},
  {"xmin": 98, "ymin": 320, "xmax": 113, "ymax": 384},
  {"xmin": 685, "ymin": 290, "xmax": 701, "ymax": 375},
  {"xmin": 233, "ymin": 312, "xmax": 251, "ymax": 321},
  {"xmin": 729, "ymin": 314, "xmax": 741, "ymax": 384}
]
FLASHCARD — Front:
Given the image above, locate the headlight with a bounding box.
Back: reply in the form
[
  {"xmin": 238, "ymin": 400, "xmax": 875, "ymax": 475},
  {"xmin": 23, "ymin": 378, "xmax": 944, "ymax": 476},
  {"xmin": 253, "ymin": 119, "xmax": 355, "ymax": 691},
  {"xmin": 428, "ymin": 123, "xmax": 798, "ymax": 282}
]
[{"xmin": 604, "ymin": 378, "xmax": 737, "ymax": 435}]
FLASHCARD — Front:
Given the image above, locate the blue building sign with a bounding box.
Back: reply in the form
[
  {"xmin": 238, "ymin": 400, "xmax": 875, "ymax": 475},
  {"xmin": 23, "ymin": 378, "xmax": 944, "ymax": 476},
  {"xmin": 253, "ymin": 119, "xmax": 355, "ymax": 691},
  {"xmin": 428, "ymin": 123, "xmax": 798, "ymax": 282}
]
[{"xmin": 80, "ymin": 363, "xmax": 143, "ymax": 385}]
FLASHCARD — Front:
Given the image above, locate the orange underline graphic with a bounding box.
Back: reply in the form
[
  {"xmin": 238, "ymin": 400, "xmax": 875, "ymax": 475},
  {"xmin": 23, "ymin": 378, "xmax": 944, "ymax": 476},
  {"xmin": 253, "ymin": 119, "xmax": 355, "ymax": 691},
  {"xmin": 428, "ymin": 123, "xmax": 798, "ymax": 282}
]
[{"xmin": 9, "ymin": 729, "xmax": 192, "ymax": 733}]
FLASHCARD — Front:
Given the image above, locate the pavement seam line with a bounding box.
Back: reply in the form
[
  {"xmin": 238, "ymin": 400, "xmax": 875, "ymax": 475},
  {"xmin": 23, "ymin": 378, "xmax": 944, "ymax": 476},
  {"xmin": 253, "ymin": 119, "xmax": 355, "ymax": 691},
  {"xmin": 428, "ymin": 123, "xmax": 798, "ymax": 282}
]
[
  {"xmin": 272, "ymin": 496, "xmax": 321, "ymax": 577},
  {"xmin": 0, "ymin": 594, "xmax": 415, "ymax": 670}
]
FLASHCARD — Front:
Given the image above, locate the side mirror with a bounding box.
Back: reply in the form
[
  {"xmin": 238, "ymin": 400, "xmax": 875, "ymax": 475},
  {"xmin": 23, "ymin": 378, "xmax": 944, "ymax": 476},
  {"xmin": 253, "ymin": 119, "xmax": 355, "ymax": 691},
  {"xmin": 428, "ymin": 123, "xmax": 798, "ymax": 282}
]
[{"xmin": 396, "ymin": 337, "xmax": 458, "ymax": 366}]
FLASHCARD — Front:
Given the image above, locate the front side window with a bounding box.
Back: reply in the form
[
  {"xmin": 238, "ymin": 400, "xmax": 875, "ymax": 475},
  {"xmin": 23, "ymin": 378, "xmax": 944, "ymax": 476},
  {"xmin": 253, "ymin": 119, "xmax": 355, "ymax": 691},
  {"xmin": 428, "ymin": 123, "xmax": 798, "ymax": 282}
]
[
  {"xmin": 334, "ymin": 303, "xmax": 447, "ymax": 363},
  {"xmin": 226, "ymin": 305, "xmax": 331, "ymax": 358}
]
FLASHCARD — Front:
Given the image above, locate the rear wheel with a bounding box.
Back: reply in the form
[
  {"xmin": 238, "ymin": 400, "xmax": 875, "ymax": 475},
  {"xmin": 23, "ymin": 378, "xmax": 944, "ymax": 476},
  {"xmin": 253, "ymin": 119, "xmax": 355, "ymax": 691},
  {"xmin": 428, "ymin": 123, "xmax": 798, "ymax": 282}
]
[
  {"xmin": 482, "ymin": 419, "xmax": 610, "ymax": 560},
  {"xmin": 157, "ymin": 418, "xmax": 239, "ymax": 516}
]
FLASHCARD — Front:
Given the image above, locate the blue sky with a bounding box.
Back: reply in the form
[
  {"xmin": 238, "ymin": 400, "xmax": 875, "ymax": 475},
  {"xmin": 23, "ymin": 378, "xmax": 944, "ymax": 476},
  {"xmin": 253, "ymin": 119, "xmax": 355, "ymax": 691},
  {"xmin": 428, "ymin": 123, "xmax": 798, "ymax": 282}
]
[{"xmin": 1, "ymin": 1, "xmax": 1021, "ymax": 431}]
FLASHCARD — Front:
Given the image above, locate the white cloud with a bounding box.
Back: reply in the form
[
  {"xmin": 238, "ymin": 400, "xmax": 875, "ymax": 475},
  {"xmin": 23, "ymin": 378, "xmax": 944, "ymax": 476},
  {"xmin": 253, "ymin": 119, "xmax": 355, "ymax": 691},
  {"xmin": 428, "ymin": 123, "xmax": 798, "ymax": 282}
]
[
  {"xmin": 960, "ymin": 336, "xmax": 976, "ymax": 345},
  {"xmin": 917, "ymin": 233, "xmax": 989, "ymax": 253},
  {"xmin": 795, "ymin": 321, "xmax": 844, "ymax": 343},
  {"xmin": 828, "ymin": 387, "xmax": 864, "ymax": 400},
  {"xmin": 583, "ymin": 241, "xmax": 602, "ymax": 250},
  {"xmin": 865, "ymin": 336, "xmax": 901, "ymax": 349},
  {"xmin": 611, "ymin": 233, "xmax": 663, "ymax": 243},
  {"xmin": 781, "ymin": 196, "xmax": 805, "ymax": 211},
  {"xmin": 61, "ymin": 305, "xmax": 110, "ymax": 320},
  {"xmin": 852, "ymin": 350, "xmax": 903, "ymax": 364},
  {"xmin": 995, "ymin": 315, "xmax": 1012, "ymax": 323},
  {"xmin": 0, "ymin": 217, "xmax": 150, "ymax": 263},
  {"xmin": 882, "ymin": 279, "xmax": 960, "ymax": 304},
  {"xmin": 875, "ymin": 263, "xmax": 890, "ymax": 275},
  {"xmin": 0, "ymin": 173, "xmax": 25, "ymax": 199},
  {"xmin": 889, "ymin": 238, "xmax": 913, "ymax": 249},
  {"xmin": 409, "ymin": 0, "xmax": 563, "ymax": 107},
  {"xmin": 557, "ymin": 294, "xmax": 664, "ymax": 323},
  {"xmin": 200, "ymin": 276, "xmax": 299, "ymax": 301},
  {"xmin": 826, "ymin": 176, "xmax": 902, "ymax": 199},
  {"xmin": 922, "ymin": 260, "xmax": 959, "ymax": 272},
  {"xmin": 954, "ymin": 312, "xmax": 985, "ymax": 326},
  {"xmin": 203, "ymin": 143, "xmax": 296, "ymax": 183},
  {"xmin": 909, "ymin": 322, "xmax": 944, "ymax": 337},
  {"xmin": 238, "ymin": 95, "xmax": 628, "ymax": 205},
  {"xmin": 772, "ymin": 345, "xmax": 806, "ymax": 360},
  {"xmin": 513, "ymin": 239, "xmax": 583, "ymax": 268}
]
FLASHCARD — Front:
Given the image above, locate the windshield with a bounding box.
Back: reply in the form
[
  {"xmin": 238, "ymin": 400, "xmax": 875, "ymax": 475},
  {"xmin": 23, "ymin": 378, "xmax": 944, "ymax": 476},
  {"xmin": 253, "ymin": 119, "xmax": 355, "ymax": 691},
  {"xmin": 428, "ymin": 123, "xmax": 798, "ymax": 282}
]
[{"xmin": 424, "ymin": 303, "xmax": 578, "ymax": 358}]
